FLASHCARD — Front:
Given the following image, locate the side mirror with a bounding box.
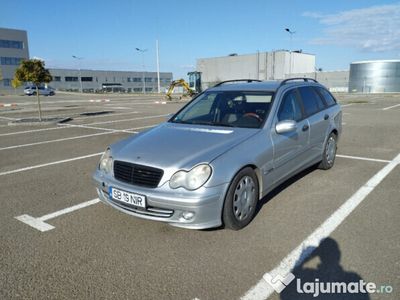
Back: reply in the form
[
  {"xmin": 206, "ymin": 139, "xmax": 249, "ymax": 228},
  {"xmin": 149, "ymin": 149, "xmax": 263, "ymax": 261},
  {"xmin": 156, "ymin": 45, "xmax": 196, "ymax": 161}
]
[{"xmin": 275, "ymin": 120, "xmax": 297, "ymax": 134}]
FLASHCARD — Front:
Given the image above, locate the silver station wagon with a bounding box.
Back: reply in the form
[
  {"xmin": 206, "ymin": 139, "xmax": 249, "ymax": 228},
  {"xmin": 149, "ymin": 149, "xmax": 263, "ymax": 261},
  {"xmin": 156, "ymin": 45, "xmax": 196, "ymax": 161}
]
[{"xmin": 92, "ymin": 78, "xmax": 342, "ymax": 230}]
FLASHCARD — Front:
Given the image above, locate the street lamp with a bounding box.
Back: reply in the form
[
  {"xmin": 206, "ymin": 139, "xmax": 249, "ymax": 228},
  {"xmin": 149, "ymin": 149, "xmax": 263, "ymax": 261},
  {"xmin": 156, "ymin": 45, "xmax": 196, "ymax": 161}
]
[
  {"xmin": 314, "ymin": 67, "xmax": 323, "ymax": 80},
  {"xmin": 72, "ymin": 55, "xmax": 83, "ymax": 93},
  {"xmin": 156, "ymin": 40, "xmax": 161, "ymax": 93},
  {"xmin": 135, "ymin": 48, "xmax": 148, "ymax": 94},
  {"xmin": 285, "ymin": 28, "xmax": 296, "ymax": 77}
]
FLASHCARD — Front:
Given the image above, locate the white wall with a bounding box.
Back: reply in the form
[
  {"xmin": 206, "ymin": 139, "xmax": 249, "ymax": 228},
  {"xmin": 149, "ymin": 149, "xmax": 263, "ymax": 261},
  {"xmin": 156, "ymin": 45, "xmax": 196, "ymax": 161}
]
[
  {"xmin": 197, "ymin": 54, "xmax": 260, "ymax": 86},
  {"xmin": 289, "ymin": 70, "xmax": 350, "ymax": 92},
  {"xmin": 197, "ymin": 51, "xmax": 315, "ymax": 87}
]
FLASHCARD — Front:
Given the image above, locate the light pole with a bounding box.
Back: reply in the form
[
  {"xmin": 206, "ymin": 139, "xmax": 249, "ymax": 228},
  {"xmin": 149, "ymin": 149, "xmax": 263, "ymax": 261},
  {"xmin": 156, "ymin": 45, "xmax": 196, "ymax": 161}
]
[
  {"xmin": 314, "ymin": 67, "xmax": 322, "ymax": 80},
  {"xmin": 156, "ymin": 40, "xmax": 161, "ymax": 93},
  {"xmin": 135, "ymin": 48, "xmax": 147, "ymax": 94},
  {"xmin": 72, "ymin": 55, "xmax": 83, "ymax": 93},
  {"xmin": 285, "ymin": 28, "xmax": 295, "ymax": 77}
]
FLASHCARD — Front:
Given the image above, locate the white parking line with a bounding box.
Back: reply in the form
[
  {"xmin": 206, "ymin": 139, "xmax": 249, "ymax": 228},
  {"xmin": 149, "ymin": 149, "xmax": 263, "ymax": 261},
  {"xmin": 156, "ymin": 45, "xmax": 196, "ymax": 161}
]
[
  {"xmin": 84, "ymin": 113, "xmax": 167, "ymax": 126},
  {"xmin": 0, "ymin": 122, "xmax": 158, "ymax": 151},
  {"xmin": 30, "ymin": 110, "xmax": 139, "ymax": 120},
  {"xmin": 241, "ymin": 152, "xmax": 400, "ymax": 300},
  {"xmin": 58, "ymin": 123, "xmax": 137, "ymax": 133},
  {"xmin": 0, "ymin": 131, "xmax": 114, "ymax": 151},
  {"xmin": 341, "ymin": 104, "xmax": 353, "ymax": 107},
  {"xmin": 0, "ymin": 127, "xmax": 159, "ymax": 176},
  {"xmin": 337, "ymin": 154, "xmax": 391, "ymax": 163},
  {"xmin": 0, "ymin": 116, "xmax": 18, "ymax": 120},
  {"xmin": 15, "ymin": 199, "xmax": 100, "ymax": 232},
  {"xmin": 10, "ymin": 152, "xmax": 397, "ymax": 233},
  {"xmin": 0, "ymin": 126, "xmax": 69, "ymax": 137},
  {"xmin": 124, "ymin": 124, "xmax": 156, "ymax": 132},
  {"xmin": 0, "ymin": 113, "xmax": 165, "ymax": 137},
  {"xmin": 382, "ymin": 103, "xmax": 400, "ymax": 111},
  {"xmin": 0, "ymin": 152, "xmax": 103, "ymax": 176},
  {"xmin": 13, "ymin": 100, "xmax": 160, "ymax": 106}
]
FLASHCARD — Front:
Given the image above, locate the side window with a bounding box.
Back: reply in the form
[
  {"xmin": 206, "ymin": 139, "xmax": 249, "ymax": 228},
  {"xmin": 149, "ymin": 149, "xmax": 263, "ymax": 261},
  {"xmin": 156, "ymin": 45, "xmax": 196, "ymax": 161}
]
[
  {"xmin": 298, "ymin": 87, "xmax": 324, "ymax": 116},
  {"xmin": 278, "ymin": 89, "xmax": 302, "ymax": 122},
  {"xmin": 316, "ymin": 87, "xmax": 336, "ymax": 106}
]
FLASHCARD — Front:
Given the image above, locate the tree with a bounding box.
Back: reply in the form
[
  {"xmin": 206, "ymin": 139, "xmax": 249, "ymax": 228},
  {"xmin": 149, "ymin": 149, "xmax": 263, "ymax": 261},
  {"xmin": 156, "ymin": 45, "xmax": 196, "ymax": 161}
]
[
  {"xmin": 14, "ymin": 59, "xmax": 52, "ymax": 121},
  {"xmin": 11, "ymin": 78, "xmax": 22, "ymax": 94}
]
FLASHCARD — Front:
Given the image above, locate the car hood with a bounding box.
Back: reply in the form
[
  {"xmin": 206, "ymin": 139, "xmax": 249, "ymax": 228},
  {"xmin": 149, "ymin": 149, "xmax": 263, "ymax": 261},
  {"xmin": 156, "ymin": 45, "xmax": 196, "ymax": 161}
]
[{"xmin": 112, "ymin": 122, "xmax": 259, "ymax": 170}]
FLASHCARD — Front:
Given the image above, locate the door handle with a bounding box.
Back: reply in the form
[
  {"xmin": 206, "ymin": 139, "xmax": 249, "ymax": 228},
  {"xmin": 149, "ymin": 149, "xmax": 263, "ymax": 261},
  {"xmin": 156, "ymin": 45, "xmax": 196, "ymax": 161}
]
[
  {"xmin": 324, "ymin": 114, "xmax": 329, "ymax": 120},
  {"xmin": 302, "ymin": 124, "xmax": 309, "ymax": 132}
]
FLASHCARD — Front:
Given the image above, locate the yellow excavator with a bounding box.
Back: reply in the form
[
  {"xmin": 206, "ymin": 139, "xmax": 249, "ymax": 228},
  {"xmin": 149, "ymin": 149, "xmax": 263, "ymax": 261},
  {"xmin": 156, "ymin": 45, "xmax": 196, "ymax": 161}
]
[{"xmin": 166, "ymin": 71, "xmax": 202, "ymax": 100}]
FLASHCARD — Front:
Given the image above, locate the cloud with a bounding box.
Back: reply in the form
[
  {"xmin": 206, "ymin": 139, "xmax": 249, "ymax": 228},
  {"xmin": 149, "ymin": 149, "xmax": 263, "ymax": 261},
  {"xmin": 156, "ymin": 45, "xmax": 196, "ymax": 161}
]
[{"xmin": 303, "ymin": 3, "xmax": 400, "ymax": 52}]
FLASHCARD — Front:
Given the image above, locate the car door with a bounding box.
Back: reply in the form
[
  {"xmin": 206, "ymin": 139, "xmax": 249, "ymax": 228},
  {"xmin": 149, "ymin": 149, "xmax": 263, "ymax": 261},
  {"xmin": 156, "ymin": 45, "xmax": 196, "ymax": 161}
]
[
  {"xmin": 270, "ymin": 88, "xmax": 311, "ymax": 184},
  {"xmin": 297, "ymin": 86, "xmax": 330, "ymax": 160}
]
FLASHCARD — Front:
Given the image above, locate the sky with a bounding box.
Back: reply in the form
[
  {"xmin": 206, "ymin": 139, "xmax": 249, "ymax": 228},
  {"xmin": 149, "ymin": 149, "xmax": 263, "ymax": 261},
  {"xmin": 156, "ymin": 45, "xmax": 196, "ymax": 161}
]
[{"xmin": 1, "ymin": 0, "xmax": 399, "ymax": 79}]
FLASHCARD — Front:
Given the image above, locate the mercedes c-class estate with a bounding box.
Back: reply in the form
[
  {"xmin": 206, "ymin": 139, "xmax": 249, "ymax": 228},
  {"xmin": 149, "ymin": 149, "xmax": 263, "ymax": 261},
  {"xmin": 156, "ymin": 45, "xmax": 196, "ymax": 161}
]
[{"xmin": 92, "ymin": 78, "xmax": 342, "ymax": 230}]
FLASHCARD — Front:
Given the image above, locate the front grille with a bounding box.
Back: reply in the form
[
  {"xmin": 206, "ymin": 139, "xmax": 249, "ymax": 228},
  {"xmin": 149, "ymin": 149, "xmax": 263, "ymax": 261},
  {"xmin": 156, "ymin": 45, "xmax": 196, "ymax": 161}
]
[{"xmin": 113, "ymin": 160, "xmax": 163, "ymax": 188}]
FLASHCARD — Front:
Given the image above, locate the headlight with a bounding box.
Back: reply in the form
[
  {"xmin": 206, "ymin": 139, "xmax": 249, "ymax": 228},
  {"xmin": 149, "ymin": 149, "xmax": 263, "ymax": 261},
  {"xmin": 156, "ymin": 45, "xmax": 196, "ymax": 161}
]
[
  {"xmin": 169, "ymin": 164, "xmax": 212, "ymax": 190},
  {"xmin": 99, "ymin": 148, "xmax": 113, "ymax": 174}
]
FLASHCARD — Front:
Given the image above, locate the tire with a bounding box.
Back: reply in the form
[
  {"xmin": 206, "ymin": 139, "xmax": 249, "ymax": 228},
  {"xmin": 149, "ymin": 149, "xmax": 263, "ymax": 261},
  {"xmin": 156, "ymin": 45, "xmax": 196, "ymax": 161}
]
[
  {"xmin": 222, "ymin": 167, "xmax": 259, "ymax": 230},
  {"xmin": 318, "ymin": 132, "xmax": 337, "ymax": 170}
]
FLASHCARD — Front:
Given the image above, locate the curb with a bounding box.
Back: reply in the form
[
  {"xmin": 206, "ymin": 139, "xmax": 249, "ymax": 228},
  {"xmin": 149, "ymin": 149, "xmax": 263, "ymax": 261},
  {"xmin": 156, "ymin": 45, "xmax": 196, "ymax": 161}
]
[
  {"xmin": 8, "ymin": 117, "xmax": 72, "ymax": 126},
  {"xmin": 0, "ymin": 103, "xmax": 18, "ymax": 108},
  {"xmin": 89, "ymin": 99, "xmax": 110, "ymax": 103}
]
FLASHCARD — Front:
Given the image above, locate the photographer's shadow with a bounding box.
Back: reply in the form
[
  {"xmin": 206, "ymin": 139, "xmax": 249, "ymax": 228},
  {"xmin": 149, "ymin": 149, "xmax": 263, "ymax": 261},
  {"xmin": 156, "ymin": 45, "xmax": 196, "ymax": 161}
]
[{"xmin": 281, "ymin": 238, "xmax": 370, "ymax": 300}]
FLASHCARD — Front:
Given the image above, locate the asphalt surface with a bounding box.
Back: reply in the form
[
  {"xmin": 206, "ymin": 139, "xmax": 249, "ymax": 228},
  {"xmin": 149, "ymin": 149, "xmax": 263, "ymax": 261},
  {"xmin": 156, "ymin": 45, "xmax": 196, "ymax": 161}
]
[{"xmin": 0, "ymin": 92, "xmax": 399, "ymax": 300}]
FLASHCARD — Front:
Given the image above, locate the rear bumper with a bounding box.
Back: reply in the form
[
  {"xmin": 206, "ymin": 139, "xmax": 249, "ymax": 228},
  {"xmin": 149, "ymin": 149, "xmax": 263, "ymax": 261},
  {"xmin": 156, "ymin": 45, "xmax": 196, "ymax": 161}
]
[{"xmin": 93, "ymin": 170, "xmax": 229, "ymax": 229}]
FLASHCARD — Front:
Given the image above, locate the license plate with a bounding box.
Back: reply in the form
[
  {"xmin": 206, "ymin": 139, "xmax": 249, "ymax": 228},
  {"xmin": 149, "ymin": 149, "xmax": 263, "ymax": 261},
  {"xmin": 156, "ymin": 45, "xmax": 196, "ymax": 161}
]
[{"xmin": 109, "ymin": 187, "xmax": 146, "ymax": 208}]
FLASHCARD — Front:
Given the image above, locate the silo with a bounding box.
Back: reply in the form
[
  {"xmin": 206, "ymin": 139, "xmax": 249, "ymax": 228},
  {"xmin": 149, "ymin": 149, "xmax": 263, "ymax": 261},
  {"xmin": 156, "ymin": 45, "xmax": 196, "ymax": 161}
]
[{"xmin": 349, "ymin": 60, "xmax": 400, "ymax": 93}]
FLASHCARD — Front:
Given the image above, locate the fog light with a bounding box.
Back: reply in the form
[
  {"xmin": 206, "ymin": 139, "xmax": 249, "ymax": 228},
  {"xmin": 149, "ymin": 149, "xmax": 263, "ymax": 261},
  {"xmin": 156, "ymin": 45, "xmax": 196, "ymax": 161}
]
[{"xmin": 182, "ymin": 211, "xmax": 195, "ymax": 220}]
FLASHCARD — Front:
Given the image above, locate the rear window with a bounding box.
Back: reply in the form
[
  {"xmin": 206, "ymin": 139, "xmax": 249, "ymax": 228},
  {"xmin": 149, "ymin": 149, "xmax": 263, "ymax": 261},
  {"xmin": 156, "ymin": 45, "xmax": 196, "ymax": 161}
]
[
  {"xmin": 316, "ymin": 87, "xmax": 337, "ymax": 106},
  {"xmin": 298, "ymin": 87, "xmax": 325, "ymax": 116},
  {"xmin": 234, "ymin": 94, "xmax": 273, "ymax": 103}
]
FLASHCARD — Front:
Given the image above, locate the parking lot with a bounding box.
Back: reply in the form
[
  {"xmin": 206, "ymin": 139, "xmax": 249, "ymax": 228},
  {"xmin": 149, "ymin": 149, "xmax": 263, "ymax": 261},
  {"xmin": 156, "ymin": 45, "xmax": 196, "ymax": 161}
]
[{"xmin": 0, "ymin": 92, "xmax": 399, "ymax": 299}]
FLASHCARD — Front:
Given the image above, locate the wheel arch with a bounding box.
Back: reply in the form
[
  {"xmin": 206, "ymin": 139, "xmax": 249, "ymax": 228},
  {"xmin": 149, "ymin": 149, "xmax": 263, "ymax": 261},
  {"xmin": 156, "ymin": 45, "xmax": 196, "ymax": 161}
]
[{"xmin": 229, "ymin": 164, "xmax": 263, "ymax": 201}]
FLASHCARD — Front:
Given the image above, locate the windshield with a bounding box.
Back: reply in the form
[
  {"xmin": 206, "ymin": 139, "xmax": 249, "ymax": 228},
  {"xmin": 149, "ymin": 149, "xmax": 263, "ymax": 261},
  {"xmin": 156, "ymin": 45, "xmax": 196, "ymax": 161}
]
[{"xmin": 170, "ymin": 91, "xmax": 274, "ymax": 128}]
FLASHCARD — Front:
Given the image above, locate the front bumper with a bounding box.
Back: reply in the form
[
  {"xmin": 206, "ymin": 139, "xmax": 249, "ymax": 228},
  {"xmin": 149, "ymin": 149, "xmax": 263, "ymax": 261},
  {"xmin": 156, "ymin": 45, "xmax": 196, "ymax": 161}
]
[{"xmin": 92, "ymin": 170, "xmax": 229, "ymax": 229}]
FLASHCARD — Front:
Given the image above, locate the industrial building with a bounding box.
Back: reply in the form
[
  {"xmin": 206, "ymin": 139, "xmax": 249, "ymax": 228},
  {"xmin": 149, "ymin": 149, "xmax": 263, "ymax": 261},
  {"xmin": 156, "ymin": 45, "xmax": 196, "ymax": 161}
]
[
  {"xmin": 197, "ymin": 50, "xmax": 315, "ymax": 88},
  {"xmin": 0, "ymin": 27, "xmax": 29, "ymax": 92},
  {"xmin": 48, "ymin": 69, "xmax": 173, "ymax": 93},
  {"xmin": 288, "ymin": 71, "xmax": 349, "ymax": 92},
  {"xmin": 0, "ymin": 27, "xmax": 173, "ymax": 94},
  {"xmin": 349, "ymin": 60, "xmax": 400, "ymax": 93}
]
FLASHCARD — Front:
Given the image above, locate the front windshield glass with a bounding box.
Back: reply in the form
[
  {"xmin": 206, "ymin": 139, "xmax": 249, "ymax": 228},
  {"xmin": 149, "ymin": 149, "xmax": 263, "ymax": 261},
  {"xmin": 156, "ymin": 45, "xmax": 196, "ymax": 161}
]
[{"xmin": 170, "ymin": 91, "xmax": 274, "ymax": 128}]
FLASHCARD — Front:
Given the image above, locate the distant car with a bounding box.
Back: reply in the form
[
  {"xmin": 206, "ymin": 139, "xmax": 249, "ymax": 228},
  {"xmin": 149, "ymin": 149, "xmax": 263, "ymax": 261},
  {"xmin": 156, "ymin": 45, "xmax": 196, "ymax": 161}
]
[
  {"xmin": 24, "ymin": 86, "xmax": 55, "ymax": 96},
  {"xmin": 93, "ymin": 78, "xmax": 342, "ymax": 230}
]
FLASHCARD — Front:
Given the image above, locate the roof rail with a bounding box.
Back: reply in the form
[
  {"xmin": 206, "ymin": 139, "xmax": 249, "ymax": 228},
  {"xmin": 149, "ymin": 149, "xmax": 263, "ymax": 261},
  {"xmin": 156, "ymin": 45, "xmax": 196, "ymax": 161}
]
[
  {"xmin": 213, "ymin": 79, "xmax": 262, "ymax": 87},
  {"xmin": 279, "ymin": 77, "xmax": 318, "ymax": 87}
]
